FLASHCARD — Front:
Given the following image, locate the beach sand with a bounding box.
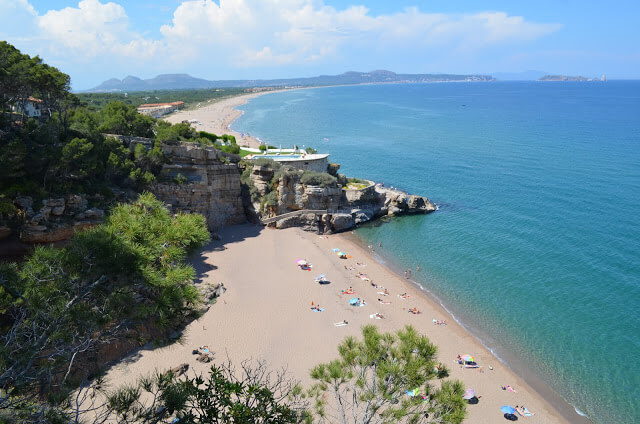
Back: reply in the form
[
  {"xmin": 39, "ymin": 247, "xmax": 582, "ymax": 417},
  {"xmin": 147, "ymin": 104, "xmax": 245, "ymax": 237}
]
[
  {"xmin": 100, "ymin": 224, "xmax": 582, "ymax": 423},
  {"xmin": 164, "ymin": 92, "xmax": 273, "ymax": 148}
]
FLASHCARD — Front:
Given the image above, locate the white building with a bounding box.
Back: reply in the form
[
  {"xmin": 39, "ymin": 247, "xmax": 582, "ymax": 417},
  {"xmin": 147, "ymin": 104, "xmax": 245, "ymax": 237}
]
[{"xmin": 12, "ymin": 96, "xmax": 46, "ymax": 118}]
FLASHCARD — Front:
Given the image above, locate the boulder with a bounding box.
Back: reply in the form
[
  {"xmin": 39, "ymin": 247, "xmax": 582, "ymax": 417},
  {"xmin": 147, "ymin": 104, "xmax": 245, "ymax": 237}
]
[
  {"xmin": 65, "ymin": 194, "xmax": 88, "ymax": 213},
  {"xmin": 330, "ymin": 213, "xmax": 354, "ymax": 232},
  {"xmin": 354, "ymin": 209, "xmax": 374, "ymax": 224},
  {"xmin": 14, "ymin": 196, "xmax": 33, "ymax": 216},
  {"xmin": 43, "ymin": 198, "xmax": 65, "ymax": 216},
  {"xmin": 84, "ymin": 208, "xmax": 104, "ymax": 219}
]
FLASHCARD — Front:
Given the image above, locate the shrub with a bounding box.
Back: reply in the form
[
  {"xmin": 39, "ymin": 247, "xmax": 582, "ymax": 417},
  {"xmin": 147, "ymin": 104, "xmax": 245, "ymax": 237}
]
[
  {"xmin": 300, "ymin": 171, "xmax": 336, "ymax": 187},
  {"xmin": 252, "ymin": 158, "xmax": 281, "ymax": 169},
  {"xmin": 259, "ymin": 144, "xmax": 267, "ymax": 151},
  {"xmin": 263, "ymin": 190, "xmax": 279, "ymax": 207},
  {"xmin": 173, "ymin": 173, "xmax": 188, "ymax": 184}
]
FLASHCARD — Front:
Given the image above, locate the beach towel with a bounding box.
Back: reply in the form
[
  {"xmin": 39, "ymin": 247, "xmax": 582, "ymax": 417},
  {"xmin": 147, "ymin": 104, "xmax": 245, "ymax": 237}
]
[
  {"xmin": 334, "ymin": 322, "xmax": 348, "ymax": 327},
  {"xmin": 311, "ymin": 308, "xmax": 325, "ymax": 312},
  {"xmin": 522, "ymin": 407, "xmax": 533, "ymax": 416},
  {"xmin": 377, "ymin": 291, "xmax": 389, "ymax": 296},
  {"xmin": 370, "ymin": 314, "xmax": 383, "ymax": 320}
]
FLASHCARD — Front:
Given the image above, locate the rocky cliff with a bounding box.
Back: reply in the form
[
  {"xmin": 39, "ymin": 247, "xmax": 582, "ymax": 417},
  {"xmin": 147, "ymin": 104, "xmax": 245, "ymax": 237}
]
[
  {"xmin": 245, "ymin": 162, "xmax": 436, "ymax": 233},
  {"xmin": 151, "ymin": 143, "xmax": 246, "ymax": 229},
  {"xmin": 2, "ymin": 143, "xmax": 436, "ymax": 246}
]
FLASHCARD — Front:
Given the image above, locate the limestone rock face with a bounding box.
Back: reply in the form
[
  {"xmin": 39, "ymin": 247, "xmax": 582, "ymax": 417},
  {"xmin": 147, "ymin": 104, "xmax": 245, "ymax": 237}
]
[
  {"xmin": 330, "ymin": 213, "xmax": 355, "ymax": 232},
  {"xmin": 152, "ymin": 143, "xmax": 246, "ymax": 229},
  {"xmin": 260, "ymin": 174, "xmax": 435, "ymax": 234},
  {"xmin": 9, "ymin": 193, "xmax": 105, "ymax": 244}
]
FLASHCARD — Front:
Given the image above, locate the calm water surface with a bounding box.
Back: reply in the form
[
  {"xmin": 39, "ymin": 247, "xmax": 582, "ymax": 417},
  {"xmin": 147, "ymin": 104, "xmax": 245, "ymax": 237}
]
[{"xmin": 234, "ymin": 81, "xmax": 640, "ymax": 424}]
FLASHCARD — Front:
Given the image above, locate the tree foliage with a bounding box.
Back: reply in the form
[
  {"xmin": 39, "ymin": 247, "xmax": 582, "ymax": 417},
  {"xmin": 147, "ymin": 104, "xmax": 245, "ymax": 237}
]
[
  {"xmin": 0, "ymin": 193, "xmax": 210, "ymax": 422},
  {"xmin": 309, "ymin": 325, "xmax": 466, "ymax": 424},
  {"xmin": 100, "ymin": 359, "xmax": 309, "ymax": 424}
]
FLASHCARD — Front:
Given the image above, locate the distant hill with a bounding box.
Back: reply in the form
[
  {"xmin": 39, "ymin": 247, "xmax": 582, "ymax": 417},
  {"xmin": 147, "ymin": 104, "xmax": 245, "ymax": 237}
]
[
  {"xmin": 538, "ymin": 75, "xmax": 602, "ymax": 82},
  {"xmin": 492, "ymin": 70, "xmax": 547, "ymax": 81},
  {"xmin": 86, "ymin": 70, "xmax": 494, "ymax": 92}
]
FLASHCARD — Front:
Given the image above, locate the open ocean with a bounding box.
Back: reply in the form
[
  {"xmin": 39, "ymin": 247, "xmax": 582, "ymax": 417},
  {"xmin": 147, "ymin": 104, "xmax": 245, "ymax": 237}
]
[{"xmin": 233, "ymin": 81, "xmax": 640, "ymax": 424}]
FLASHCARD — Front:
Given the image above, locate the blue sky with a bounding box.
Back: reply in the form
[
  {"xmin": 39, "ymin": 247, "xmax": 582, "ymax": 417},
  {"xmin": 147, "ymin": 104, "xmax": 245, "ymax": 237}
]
[{"xmin": 2, "ymin": 0, "xmax": 638, "ymax": 90}]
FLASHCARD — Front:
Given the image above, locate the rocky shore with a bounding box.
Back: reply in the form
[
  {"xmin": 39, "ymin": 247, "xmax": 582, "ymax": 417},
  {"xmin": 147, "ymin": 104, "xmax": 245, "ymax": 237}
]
[{"xmin": 0, "ymin": 141, "xmax": 435, "ymax": 247}]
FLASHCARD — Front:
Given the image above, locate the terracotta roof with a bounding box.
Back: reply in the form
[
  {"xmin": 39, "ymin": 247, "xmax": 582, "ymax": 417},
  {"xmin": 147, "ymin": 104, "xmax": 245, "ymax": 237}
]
[
  {"xmin": 27, "ymin": 96, "xmax": 43, "ymax": 103},
  {"xmin": 137, "ymin": 101, "xmax": 184, "ymax": 108}
]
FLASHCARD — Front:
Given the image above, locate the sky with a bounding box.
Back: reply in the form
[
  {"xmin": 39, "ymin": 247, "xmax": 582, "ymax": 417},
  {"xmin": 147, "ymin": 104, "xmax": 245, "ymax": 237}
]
[{"xmin": 1, "ymin": 0, "xmax": 639, "ymax": 90}]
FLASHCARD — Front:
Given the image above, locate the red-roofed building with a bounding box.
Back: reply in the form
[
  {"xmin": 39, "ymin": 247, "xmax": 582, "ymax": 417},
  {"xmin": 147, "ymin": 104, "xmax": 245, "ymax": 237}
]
[
  {"xmin": 12, "ymin": 96, "xmax": 47, "ymax": 118},
  {"xmin": 137, "ymin": 101, "xmax": 184, "ymax": 118}
]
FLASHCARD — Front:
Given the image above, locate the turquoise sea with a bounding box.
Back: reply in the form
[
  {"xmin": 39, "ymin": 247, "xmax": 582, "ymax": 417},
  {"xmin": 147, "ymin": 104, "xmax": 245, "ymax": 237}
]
[{"xmin": 233, "ymin": 82, "xmax": 640, "ymax": 424}]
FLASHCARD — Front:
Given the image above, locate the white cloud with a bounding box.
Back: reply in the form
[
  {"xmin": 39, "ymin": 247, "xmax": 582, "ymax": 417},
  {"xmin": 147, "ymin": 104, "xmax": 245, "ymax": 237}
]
[
  {"xmin": 1, "ymin": 0, "xmax": 562, "ymax": 87},
  {"xmin": 158, "ymin": 1, "xmax": 561, "ymax": 66},
  {"xmin": 37, "ymin": 0, "xmax": 160, "ymax": 60}
]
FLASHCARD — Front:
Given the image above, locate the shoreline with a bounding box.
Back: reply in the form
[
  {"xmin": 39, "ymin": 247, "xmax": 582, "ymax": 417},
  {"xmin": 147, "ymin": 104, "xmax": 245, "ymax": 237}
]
[
  {"xmin": 341, "ymin": 230, "xmax": 591, "ymax": 424},
  {"xmin": 165, "ymin": 89, "xmax": 590, "ymax": 423},
  {"xmin": 99, "ymin": 225, "xmax": 584, "ymax": 423},
  {"xmin": 164, "ymin": 90, "xmax": 283, "ymax": 148}
]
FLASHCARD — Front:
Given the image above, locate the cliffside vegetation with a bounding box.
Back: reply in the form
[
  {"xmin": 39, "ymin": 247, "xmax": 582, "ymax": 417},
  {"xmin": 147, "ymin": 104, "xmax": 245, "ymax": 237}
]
[
  {"xmin": 0, "ymin": 192, "xmax": 210, "ymax": 422},
  {"xmin": 0, "ymin": 41, "xmax": 241, "ymax": 230}
]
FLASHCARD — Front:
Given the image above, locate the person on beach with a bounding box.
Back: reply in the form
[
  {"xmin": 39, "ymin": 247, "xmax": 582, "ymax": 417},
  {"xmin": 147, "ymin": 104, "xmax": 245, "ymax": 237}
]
[
  {"xmin": 417, "ymin": 265, "xmax": 420, "ymax": 272},
  {"xmin": 404, "ymin": 271, "xmax": 407, "ymax": 279},
  {"xmin": 408, "ymin": 269, "xmax": 412, "ymax": 278}
]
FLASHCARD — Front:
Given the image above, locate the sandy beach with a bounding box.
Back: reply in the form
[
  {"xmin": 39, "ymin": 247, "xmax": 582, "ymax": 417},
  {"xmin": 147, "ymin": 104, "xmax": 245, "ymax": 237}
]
[
  {"xmin": 100, "ymin": 224, "xmax": 583, "ymax": 423},
  {"xmin": 164, "ymin": 92, "xmax": 275, "ymax": 148}
]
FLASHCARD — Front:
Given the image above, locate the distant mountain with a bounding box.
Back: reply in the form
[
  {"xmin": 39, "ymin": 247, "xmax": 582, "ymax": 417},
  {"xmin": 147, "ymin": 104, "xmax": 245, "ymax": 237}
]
[
  {"xmin": 86, "ymin": 70, "xmax": 495, "ymax": 92},
  {"xmin": 492, "ymin": 70, "xmax": 547, "ymax": 81}
]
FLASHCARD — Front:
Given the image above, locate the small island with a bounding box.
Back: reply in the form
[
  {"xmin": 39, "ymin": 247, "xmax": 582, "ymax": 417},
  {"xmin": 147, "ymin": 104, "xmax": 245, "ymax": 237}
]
[{"xmin": 538, "ymin": 74, "xmax": 606, "ymax": 82}]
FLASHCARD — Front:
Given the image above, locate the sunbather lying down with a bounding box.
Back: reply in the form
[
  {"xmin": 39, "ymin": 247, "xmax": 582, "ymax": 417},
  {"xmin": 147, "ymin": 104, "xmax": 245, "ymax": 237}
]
[
  {"xmin": 334, "ymin": 320, "xmax": 349, "ymax": 327},
  {"xmin": 378, "ymin": 298, "xmax": 392, "ymax": 304},
  {"xmin": 398, "ymin": 293, "xmax": 410, "ymax": 299},
  {"xmin": 408, "ymin": 307, "xmax": 421, "ymax": 314},
  {"xmin": 192, "ymin": 346, "xmax": 215, "ymax": 363},
  {"xmin": 502, "ymin": 385, "xmax": 517, "ymax": 393},
  {"xmin": 370, "ymin": 313, "xmax": 385, "ymax": 320},
  {"xmin": 515, "ymin": 405, "xmax": 534, "ymax": 416}
]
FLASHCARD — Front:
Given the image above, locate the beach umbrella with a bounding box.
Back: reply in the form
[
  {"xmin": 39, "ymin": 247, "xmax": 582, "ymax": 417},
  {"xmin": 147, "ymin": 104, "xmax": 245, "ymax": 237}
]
[
  {"xmin": 461, "ymin": 354, "xmax": 475, "ymax": 362},
  {"xmin": 349, "ymin": 298, "xmax": 359, "ymax": 305},
  {"xmin": 331, "ymin": 248, "xmax": 340, "ymax": 252},
  {"xmin": 463, "ymin": 389, "xmax": 475, "ymax": 400},
  {"xmin": 501, "ymin": 406, "xmax": 516, "ymax": 415},
  {"xmin": 296, "ymin": 259, "xmax": 307, "ymax": 266},
  {"xmin": 315, "ymin": 274, "xmax": 326, "ymax": 281}
]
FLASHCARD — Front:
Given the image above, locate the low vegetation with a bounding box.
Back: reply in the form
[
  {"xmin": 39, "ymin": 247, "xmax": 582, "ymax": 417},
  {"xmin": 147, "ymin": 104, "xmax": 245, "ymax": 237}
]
[
  {"xmin": 300, "ymin": 171, "xmax": 337, "ymax": 187},
  {"xmin": 77, "ymin": 87, "xmax": 246, "ymax": 110},
  {"xmin": 0, "ymin": 193, "xmax": 210, "ymax": 423}
]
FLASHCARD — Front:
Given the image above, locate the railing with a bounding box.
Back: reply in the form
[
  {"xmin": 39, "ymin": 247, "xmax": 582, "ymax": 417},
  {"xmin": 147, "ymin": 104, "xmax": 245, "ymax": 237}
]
[{"xmin": 261, "ymin": 209, "xmax": 328, "ymax": 224}]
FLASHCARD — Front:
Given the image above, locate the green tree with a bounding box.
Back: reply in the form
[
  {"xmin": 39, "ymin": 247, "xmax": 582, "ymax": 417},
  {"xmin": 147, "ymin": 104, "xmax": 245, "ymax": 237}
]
[
  {"xmin": 0, "ymin": 193, "xmax": 210, "ymax": 418},
  {"xmin": 309, "ymin": 325, "xmax": 466, "ymax": 424},
  {"xmin": 103, "ymin": 360, "xmax": 309, "ymax": 424}
]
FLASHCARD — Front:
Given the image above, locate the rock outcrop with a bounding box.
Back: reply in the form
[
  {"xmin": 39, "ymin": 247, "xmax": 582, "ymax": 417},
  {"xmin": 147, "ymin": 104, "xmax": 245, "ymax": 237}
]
[
  {"xmin": 151, "ymin": 143, "xmax": 246, "ymax": 229},
  {"xmin": 10, "ymin": 194, "xmax": 104, "ymax": 243},
  {"xmin": 248, "ymin": 164, "xmax": 436, "ymax": 234}
]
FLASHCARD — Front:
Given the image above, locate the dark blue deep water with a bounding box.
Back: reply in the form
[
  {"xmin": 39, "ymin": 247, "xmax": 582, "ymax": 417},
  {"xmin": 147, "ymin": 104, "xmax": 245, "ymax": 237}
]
[{"xmin": 233, "ymin": 82, "xmax": 640, "ymax": 424}]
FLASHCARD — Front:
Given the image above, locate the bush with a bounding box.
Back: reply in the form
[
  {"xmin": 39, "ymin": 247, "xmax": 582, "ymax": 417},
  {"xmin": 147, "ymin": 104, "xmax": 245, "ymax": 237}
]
[
  {"xmin": 173, "ymin": 173, "xmax": 188, "ymax": 184},
  {"xmin": 300, "ymin": 171, "xmax": 337, "ymax": 187},
  {"xmin": 252, "ymin": 158, "xmax": 281, "ymax": 169},
  {"xmin": 259, "ymin": 144, "xmax": 267, "ymax": 151},
  {"xmin": 263, "ymin": 190, "xmax": 279, "ymax": 207}
]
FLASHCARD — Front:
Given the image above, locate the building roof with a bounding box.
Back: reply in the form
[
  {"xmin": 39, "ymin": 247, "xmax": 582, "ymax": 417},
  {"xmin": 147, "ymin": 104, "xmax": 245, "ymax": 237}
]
[
  {"xmin": 27, "ymin": 96, "xmax": 43, "ymax": 103},
  {"xmin": 137, "ymin": 101, "xmax": 184, "ymax": 108}
]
